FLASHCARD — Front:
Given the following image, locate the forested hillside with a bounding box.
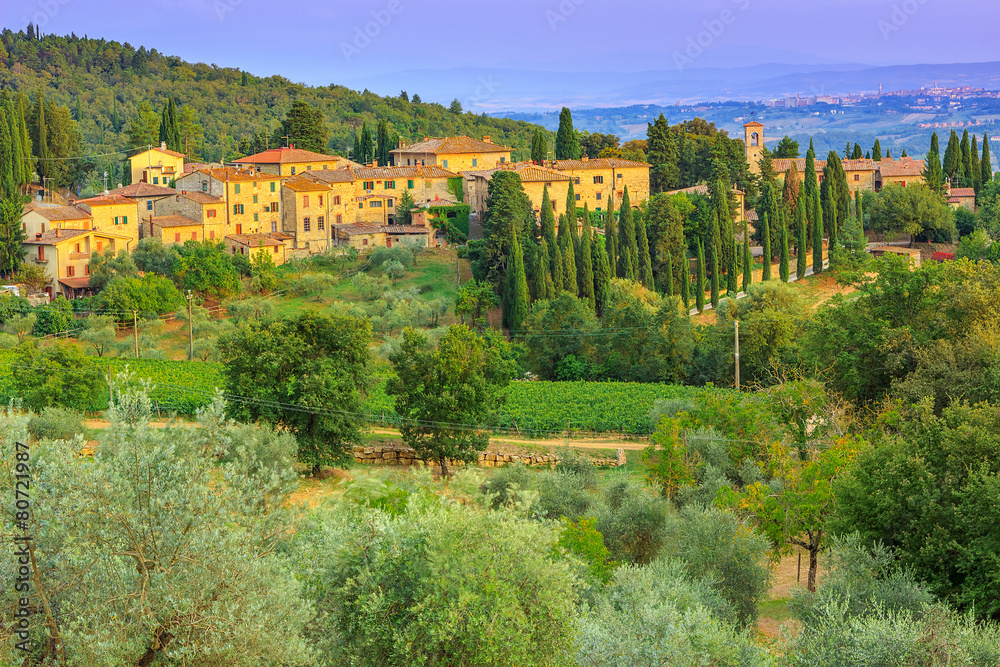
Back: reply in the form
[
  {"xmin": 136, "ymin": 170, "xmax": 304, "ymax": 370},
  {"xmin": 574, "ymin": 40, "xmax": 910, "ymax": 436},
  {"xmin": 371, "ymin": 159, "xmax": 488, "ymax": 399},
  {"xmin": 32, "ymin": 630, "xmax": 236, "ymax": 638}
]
[{"xmin": 0, "ymin": 27, "xmax": 544, "ymax": 186}]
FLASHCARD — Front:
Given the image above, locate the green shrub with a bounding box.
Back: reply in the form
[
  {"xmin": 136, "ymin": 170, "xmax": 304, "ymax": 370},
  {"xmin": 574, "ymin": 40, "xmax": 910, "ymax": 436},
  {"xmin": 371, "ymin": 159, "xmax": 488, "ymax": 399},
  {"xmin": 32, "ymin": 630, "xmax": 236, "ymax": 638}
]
[
  {"xmin": 27, "ymin": 406, "xmax": 86, "ymax": 441},
  {"xmin": 226, "ymin": 297, "xmax": 274, "ymax": 323},
  {"xmin": 32, "ymin": 297, "xmax": 75, "ymax": 336},
  {"xmin": 594, "ymin": 480, "xmax": 669, "ymax": 564}
]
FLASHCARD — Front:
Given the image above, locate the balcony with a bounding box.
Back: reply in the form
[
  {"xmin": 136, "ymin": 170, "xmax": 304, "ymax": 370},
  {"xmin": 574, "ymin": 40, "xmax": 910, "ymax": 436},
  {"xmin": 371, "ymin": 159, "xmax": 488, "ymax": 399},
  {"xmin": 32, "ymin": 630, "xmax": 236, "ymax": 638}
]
[{"xmin": 33, "ymin": 256, "xmax": 47, "ymax": 264}]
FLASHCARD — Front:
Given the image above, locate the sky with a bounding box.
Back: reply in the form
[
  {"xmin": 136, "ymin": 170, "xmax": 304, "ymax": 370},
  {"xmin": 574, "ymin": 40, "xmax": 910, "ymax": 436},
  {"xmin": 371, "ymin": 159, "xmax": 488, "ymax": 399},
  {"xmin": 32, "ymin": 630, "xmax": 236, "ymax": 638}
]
[{"xmin": 11, "ymin": 0, "xmax": 999, "ymax": 97}]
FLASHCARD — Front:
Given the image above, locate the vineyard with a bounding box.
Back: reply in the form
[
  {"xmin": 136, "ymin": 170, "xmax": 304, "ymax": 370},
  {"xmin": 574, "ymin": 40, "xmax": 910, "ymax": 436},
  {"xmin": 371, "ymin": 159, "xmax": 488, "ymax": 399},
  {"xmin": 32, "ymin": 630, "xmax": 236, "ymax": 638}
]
[{"xmin": 0, "ymin": 352, "xmax": 724, "ymax": 435}]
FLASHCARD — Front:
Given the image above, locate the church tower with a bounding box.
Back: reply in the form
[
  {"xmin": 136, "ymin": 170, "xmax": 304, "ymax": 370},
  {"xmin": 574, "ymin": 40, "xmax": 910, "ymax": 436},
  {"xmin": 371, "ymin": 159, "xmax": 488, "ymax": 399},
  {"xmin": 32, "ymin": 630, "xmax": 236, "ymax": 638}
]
[{"xmin": 744, "ymin": 121, "xmax": 765, "ymax": 174}]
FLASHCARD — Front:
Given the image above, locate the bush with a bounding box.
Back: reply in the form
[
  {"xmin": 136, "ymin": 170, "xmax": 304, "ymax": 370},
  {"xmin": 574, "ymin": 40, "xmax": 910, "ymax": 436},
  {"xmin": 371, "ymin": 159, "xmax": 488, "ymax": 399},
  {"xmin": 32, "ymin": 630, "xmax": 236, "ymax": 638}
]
[
  {"xmin": 226, "ymin": 297, "xmax": 274, "ymax": 323},
  {"xmin": 27, "ymin": 406, "xmax": 86, "ymax": 441},
  {"xmin": 32, "ymin": 297, "xmax": 75, "ymax": 336},
  {"xmin": 554, "ymin": 446, "xmax": 598, "ymax": 485},
  {"xmin": 351, "ymin": 272, "xmax": 391, "ymax": 301},
  {"xmin": 97, "ymin": 274, "xmax": 185, "ymax": 319},
  {"xmin": 286, "ymin": 272, "xmax": 336, "ymax": 297},
  {"xmin": 368, "ymin": 245, "xmax": 414, "ymax": 271},
  {"xmin": 0, "ymin": 293, "xmax": 30, "ymax": 323},
  {"xmin": 536, "ymin": 471, "xmax": 593, "ymax": 521},
  {"xmin": 383, "ymin": 259, "xmax": 406, "ymax": 280},
  {"xmin": 594, "ymin": 480, "xmax": 669, "ymax": 564},
  {"xmin": 12, "ymin": 342, "xmax": 107, "ymax": 412}
]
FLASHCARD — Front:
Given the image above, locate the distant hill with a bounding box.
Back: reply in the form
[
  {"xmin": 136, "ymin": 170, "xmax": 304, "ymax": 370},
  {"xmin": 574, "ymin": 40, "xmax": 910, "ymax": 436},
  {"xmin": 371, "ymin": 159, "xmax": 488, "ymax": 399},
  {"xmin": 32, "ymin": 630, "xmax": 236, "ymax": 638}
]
[{"xmin": 0, "ymin": 29, "xmax": 545, "ymax": 184}]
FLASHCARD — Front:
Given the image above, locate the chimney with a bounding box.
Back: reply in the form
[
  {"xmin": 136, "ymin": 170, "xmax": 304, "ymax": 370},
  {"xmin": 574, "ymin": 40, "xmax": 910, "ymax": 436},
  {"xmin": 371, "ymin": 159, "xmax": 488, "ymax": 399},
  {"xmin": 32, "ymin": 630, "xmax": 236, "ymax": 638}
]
[
  {"xmin": 371, "ymin": 160, "xmax": 378, "ymax": 168},
  {"xmin": 581, "ymin": 155, "xmax": 589, "ymax": 162},
  {"xmin": 160, "ymin": 141, "xmax": 166, "ymax": 151},
  {"xmin": 35, "ymin": 233, "xmax": 41, "ymax": 239},
  {"xmin": 423, "ymin": 136, "xmax": 428, "ymax": 142},
  {"xmin": 398, "ymin": 138, "xmax": 405, "ymax": 149},
  {"xmin": 482, "ymin": 135, "xmax": 492, "ymax": 144},
  {"xmin": 289, "ymin": 144, "xmax": 295, "ymax": 150},
  {"xmin": 55, "ymin": 227, "xmax": 61, "ymax": 238}
]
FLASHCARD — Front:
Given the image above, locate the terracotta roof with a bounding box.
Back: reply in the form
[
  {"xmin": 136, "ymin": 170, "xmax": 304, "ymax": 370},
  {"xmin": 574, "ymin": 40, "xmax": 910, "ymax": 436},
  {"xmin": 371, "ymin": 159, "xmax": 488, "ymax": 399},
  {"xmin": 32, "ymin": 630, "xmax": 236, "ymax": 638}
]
[
  {"xmin": 234, "ymin": 147, "xmax": 343, "ymax": 165},
  {"xmin": 840, "ymin": 159, "xmax": 878, "ymax": 171},
  {"xmin": 334, "ymin": 224, "xmax": 384, "ymax": 235},
  {"xmin": 183, "ymin": 167, "xmax": 280, "ymax": 183},
  {"xmin": 334, "ymin": 224, "xmax": 430, "ymax": 236},
  {"xmin": 282, "ymin": 176, "xmax": 331, "ymax": 193},
  {"xmin": 149, "ymin": 215, "xmax": 202, "ymax": 228},
  {"xmin": 226, "ymin": 233, "xmax": 284, "ymax": 247},
  {"xmin": 665, "ymin": 184, "xmax": 746, "ymax": 197},
  {"xmin": 184, "ymin": 162, "xmax": 216, "ymax": 173},
  {"xmin": 746, "ymin": 210, "xmax": 759, "ymax": 222},
  {"xmin": 553, "ymin": 158, "xmax": 649, "ymax": 170},
  {"xmin": 22, "ymin": 204, "xmax": 90, "ymax": 221},
  {"xmin": 467, "ymin": 162, "xmax": 570, "ymax": 183},
  {"xmin": 24, "ymin": 229, "xmax": 89, "ymax": 245},
  {"xmin": 391, "ymin": 136, "xmax": 511, "ymax": 156},
  {"xmin": 949, "ymin": 187, "xmax": 976, "ymax": 198},
  {"xmin": 304, "ymin": 169, "xmax": 357, "ymax": 184},
  {"xmin": 107, "ymin": 182, "xmax": 177, "ymax": 198},
  {"xmin": 269, "ymin": 232, "xmax": 295, "ymax": 241},
  {"xmin": 132, "ymin": 146, "xmax": 186, "ymax": 159},
  {"xmin": 744, "ymin": 121, "xmax": 764, "ymax": 128},
  {"xmin": 58, "ymin": 277, "xmax": 91, "ymax": 289},
  {"xmin": 353, "ymin": 165, "xmax": 458, "ymax": 180},
  {"xmin": 878, "ymin": 157, "xmax": 926, "ymax": 177},
  {"xmin": 355, "ymin": 194, "xmax": 395, "ymax": 202},
  {"xmin": 75, "ymin": 193, "xmax": 135, "ymax": 207},
  {"xmin": 173, "ymin": 191, "xmax": 224, "ymax": 204},
  {"xmin": 772, "ymin": 158, "xmax": 826, "ymax": 174},
  {"xmin": 383, "ymin": 225, "xmax": 432, "ymax": 235}
]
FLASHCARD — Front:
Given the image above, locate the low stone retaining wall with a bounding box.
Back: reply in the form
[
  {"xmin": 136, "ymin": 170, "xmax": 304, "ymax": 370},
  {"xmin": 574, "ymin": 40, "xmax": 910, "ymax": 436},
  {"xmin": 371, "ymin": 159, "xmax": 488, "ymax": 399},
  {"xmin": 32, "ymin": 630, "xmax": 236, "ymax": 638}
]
[{"xmin": 353, "ymin": 443, "xmax": 627, "ymax": 468}]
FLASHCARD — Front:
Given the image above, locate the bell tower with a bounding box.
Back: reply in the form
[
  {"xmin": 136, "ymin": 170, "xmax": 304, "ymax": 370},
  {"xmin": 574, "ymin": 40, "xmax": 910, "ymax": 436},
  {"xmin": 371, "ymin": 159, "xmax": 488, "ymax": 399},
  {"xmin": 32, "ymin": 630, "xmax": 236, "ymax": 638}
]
[{"xmin": 744, "ymin": 121, "xmax": 765, "ymax": 174}]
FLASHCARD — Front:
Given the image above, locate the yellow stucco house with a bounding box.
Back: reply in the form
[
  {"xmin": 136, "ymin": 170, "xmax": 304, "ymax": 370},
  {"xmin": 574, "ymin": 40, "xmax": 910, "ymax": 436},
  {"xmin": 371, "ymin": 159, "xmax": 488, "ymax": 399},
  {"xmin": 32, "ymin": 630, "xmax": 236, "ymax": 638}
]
[
  {"xmin": 75, "ymin": 193, "xmax": 141, "ymax": 245},
  {"xmin": 302, "ymin": 169, "xmax": 357, "ymax": 227},
  {"xmin": 21, "ymin": 203, "xmax": 92, "ymax": 237},
  {"xmin": 465, "ymin": 162, "xmax": 571, "ymax": 220},
  {"xmin": 281, "ymin": 176, "xmax": 333, "ymax": 253},
  {"xmin": 129, "ymin": 143, "xmax": 186, "ymax": 186},
  {"xmin": 233, "ymin": 146, "xmax": 354, "ymax": 176},
  {"xmin": 391, "ymin": 136, "xmax": 511, "ymax": 173},
  {"xmin": 151, "ymin": 191, "xmax": 227, "ymax": 242},
  {"xmin": 224, "ymin": 233, "xmax": 287, "ymax": 265},
  {"xmin": 553, "ymin": 156, "xmax": 650, "ymax": 212},
  {"xmin": 354, "ymin": 165, "xmax": 458, "ymax": 208},
  {"xmin": 174, "ymin": 167, "xmax": 282, "ymax": 236},
  {"xmin": 877, "ymin": 157, "xmax": 926, "ymax": 189},
  {"xmin": 23, "ymin": 227, "xmax": 132, "ymax": 300}
]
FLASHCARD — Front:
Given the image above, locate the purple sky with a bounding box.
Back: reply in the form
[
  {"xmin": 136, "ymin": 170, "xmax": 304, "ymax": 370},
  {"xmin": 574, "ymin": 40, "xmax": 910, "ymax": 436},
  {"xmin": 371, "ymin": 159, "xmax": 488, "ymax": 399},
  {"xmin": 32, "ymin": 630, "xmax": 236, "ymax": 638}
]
[{"xmin": 16, "ymin": 0, "xmax": 998, "ymax": 83}]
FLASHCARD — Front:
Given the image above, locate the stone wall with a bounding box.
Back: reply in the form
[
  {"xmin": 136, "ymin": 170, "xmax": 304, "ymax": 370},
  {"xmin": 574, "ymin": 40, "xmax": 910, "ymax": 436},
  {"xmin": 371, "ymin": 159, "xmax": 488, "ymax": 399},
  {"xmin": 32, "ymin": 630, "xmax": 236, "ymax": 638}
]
[{"xmin": 353, "ymin": 443, "xmax": 627, "ymax": 469}]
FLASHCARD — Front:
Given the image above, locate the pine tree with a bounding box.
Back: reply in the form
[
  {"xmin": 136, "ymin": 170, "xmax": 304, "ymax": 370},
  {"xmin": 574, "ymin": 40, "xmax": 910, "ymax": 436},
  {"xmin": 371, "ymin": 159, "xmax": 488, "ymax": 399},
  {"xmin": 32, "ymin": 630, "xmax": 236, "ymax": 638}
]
[
  {"xmin": 579, "ymin": 210, "xmax": 595, "ymax": 309},
  {"xmin": 709, "ymin": 216, "xmax": 720, "ymax": 309},
  {"xmin": 636, "ymin": 211, "xmax": 654, "ymax": 290},
  {"xmin": 696, "ymin": 240, "xmax": 706, "ymax": 313},
  {"xmin": 760, "ymin": 213, "xmax": 771, "ymax": 281},
  {"xmin": 592, "ymin": 235, "xmax": 611, "ymax": 316},
  {"xmin": 680, "ymin": 250, "xmax": 690, "ymax": 310},
  {"xmin": 536, "ymin": 238, "xmax": 552, "ymax": 301},
  {"xmin": 560, "ymin": 236, "xmax": 577, "ymax": 297},
  {"xmin": 982, "ymin": 135, "xmax": 993, "ymax": 186},
  {"xmin": 797, "ymin": 196, "xmax": 808, "ymax": 279},
  {"xmin": 604, "ymin": 209, "xmax": 618, "ymax": 278},
  {"xmin": 555, "ymin": 107, "xmax": 580, "ymax": 160},
  {"xmin": 971, "ymin": 135, "xmax": 982, "ymax": 193},
  {"xmin": 872, "ymin": 139, "xmax": 882, "ymax": 162},
  {"xmin": 507, "ymin": 232, "xmax": 530, "ymax": 337},
  {"xmin": 779, "ymin": 214, "xmax": 790, "ymax": 283},
  {"xmin": 812, "ymin": 193, "xmax": 824, "ymax": 275},
  {"xmin": 617, "ymin": 188, "xmax": 637, "ymax": 281},
  {"xmin": 664, "ymin": 249, "xmax": 675, "ymax": 298}
]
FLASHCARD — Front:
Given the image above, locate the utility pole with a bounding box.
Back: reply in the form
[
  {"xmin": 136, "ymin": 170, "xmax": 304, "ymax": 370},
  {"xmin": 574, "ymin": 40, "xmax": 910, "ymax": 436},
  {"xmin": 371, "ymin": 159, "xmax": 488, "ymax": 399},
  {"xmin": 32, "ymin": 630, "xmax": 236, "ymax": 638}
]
[
  {"xmin": 734, "ymin": 320, "xmax": 740, "ymax": 391},
  {"xmin": 133, "ymin": 311, "xmax": 139, "ymax": 358},
  {"xmin": 187, "ymin": 290, "xmax": 194, "ymax": 361}
]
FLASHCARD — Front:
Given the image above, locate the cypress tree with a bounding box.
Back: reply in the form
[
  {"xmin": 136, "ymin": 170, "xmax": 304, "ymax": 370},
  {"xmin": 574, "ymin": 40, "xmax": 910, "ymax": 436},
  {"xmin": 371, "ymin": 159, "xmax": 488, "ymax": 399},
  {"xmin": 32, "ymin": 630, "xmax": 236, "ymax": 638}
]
[
  {"xmin": 566, "ymin": 181, "xmax": 579, "ymax": 247},
  {"xmin": 664, "ymin": 249, "xmax": 675, "ymax": 298},
  {"xmin": 923, "ymin": 132, "xmax": 945, "ymax": 194},
  {"xmin": 604, "ymin": 209, "xmax": 618, "ymax": 278},
  {"xmin": 742, "ymin": 230, "xmax": 752, "ymax": 292},
  {"xmin": 560, "ymin": 235, "xmax": 577, "ymax": 297},
  {"xmin": 617, "ymin": 187, "xmax": 637, "ymax": 281},
  {"xmin": 555, "ymin": 107, "xmax": 580, "ymax": 160},
  {"xmin": 982, "ymin": 135, "xmax": 993, "ymax": 186},
  {"xmin": 636, "ymin": 211, "xmax": 654, "ymax": 290},
  {"xmin": 535, "ymin": 239, "xmax": 549, "ymax": 300},
  {"xmin": 779, "ymin": 213, "xmax": 790, "ymax": 283},
  {"xmin": 579, "ymin": 209, "xmax": 595, "ymax": 309},
  {"xmin": 550, "ymin": 239, "xmax": 563, "ymax": 293},
  {"xmin": 711, "ymin": 179, "xmax": 734, "ymax": 272},
  {"xmin": 727, "ymin": 235, "xmax": 739, "ymax": 296},
  {"xmin": 159, "ymin": 97, "xmax": 181, "ymax": 152},
  {"xmin": 761, "ymin": 213, "xmax": 772, "ymax": 281},
  {"xmin": 507, "ymin": 232, "xmax": 530, "ymax": 337},
  {"xmin": 591, "ymin": 234, "xmax": 611, "ymax": 316},
  {"xmin": 352, "ymin": 129, "xmax": 362, "ymax": 162},
  {"xmin": 943, "ymin": 130, "xmax": 960, "ymax": 182},
  {"xmin": 531, "ymin": 128, "xmax": 546, "ymax": 165},
  {"xmin": 797, "ymin": 196, "xmax": 808, "ymax": 279},
  {"xmin": 696, "ymin": 240, "xmax": 706, "ymax": 313},
  {"xmin": 33, "ymin": 91, "xmax": 50, "ymax": 182},
  {"xmin": 17, "ymin": 96, "xmax": 33, "ymax": 188},
  {"xmin": 7, "ymin": 100, "xmax": 25, "ymax": 193},
  {"xmin": 872, "ymin": 139, "xmax": 882, "ymax": 162},
  {"xmin": 680, "ymin": 250, "xmax": 690, "ymax": 311},
  {"xmin": 803, "ymin": 144, "xmax": 818, "ymax": 206},
  {"xmin": 971, "ymin": 135, "xmax": 982, "ymax": 193},
  {"xmin": 709, "ymin": 219, "xmax": 720, "ymax": 309},
  {"xmin": 852, "ymin": 143, "xmax": 863, "ymax": 159},
  {"xmin": 0, "ymin": 104, "xmax": 15, "ymax": 199},
  {"xmin": 540, "ymin": 186, "xmax": 558, "ymax": 277},
  {"xmin": 885, "ymin": 149, "xmax": 892, "ymax": 158},
  {"xmin": 960, "ymin": 129, "xmax": 972, "ymax": 187},
  {"xmin": 812, "ymin": 193, "xmax": 824, "ymax": 275},
  {"xmin": 557, "ymin": 213, "xmax": 568, "ymax": 243}
]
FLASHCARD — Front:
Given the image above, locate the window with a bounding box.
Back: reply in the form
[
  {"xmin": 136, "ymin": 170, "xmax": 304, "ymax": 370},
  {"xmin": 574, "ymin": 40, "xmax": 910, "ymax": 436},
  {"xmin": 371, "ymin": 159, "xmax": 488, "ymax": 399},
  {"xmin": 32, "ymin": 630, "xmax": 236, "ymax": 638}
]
[
  {"xmin": 253, "ymin": 181, "xmax": 258, "ymax": 188},
  {"xmin": 96, "ymin": 241, "xmax": 103, "ymax": 252},
  {"xmin": 201, "ymin": 180, "xmax": 208, "ymax": 192},
  {"xmin": 207, "ymin": 209, "xmax": 217, "ymax": 218},
  {"xmin": 270, "ymin": 182, "xmax": 276, "ymax": 192},
  {"xmin": 407, "ymin": 179, "xmax": 414, "ymax": 189},
  {"xmin": 387, "ymin": 199, "xmax": 393, "ymax": 208},
  {"xmin": 336, "ymin": 214, "xmax": 343, "ymax": 224},
  {"xmin": 146, "ymin": 200, "xmax": 153, "ymax": 211},
  {"xmin": 37, "ymin": 247, "xmax": 44, "ymax": 261},
  {"xmin": 236, "ymin": 224, "xmax": 242, "ymax": 234},
  {"xmin": 123, "ymin": 216, "xmax": 128, "ymax": 225},
  {"xmin": 318, "ymin": 195, "xmax": 324, "ymax": 206},
  {"xmin": 385, "ymin": 181, "xmax": 395, "ymax": 190},
  {"xmin": 359, "ymin": 203, "xmax": 364, "ymax": 210},
  {"xmin": 574, "ymin": 177, "xmax": 580, "ymax": 185},
  {"xmin": 304, "ymin": 217, "xmax": 312, "ymax": 231},
  {"xmin": 551, "ymin": 200, "xmax": 556, "ymax": 211},
  {"xmin": 363, "ymin": 181, "xmax": 375, "ymax": 190},
  {"xmin": 596, "ymin": 207, "xmax": 602, "ymax": 212},
  {"xmin": 323, "ymin": 164, "xmax": 328, "ymax": 170},
  {"xmin": 333, "ymin": 195, "xmax": 341, "ymax": 205},
  {"xmin": 191, "ymin": 232, "xmax": 198, "ymax": 240},
  {"xmin": 303, "ymin": 195, "xmax": 310, "ymax": 208},
  {"xmin": 253, "ymin": 194, "xmax": 258, "ymax": 203},
  {"xmin": 209, "ymin": 231, "xmax": 215, "ymax": 239},
  {"xmin": 271, "ymin": 221, "xmax": 278, "ymax": 232},
  {"xmin": 307, "ymin": 165, "xmax": 312, "ymax": 171},
  {"xmin": 576, "ymin": 194, "xmax": 581, "ymax": 201},
  {"xmin": 854, "ymin": 174, "xmax": 860, "ymax": 181},
  {"xmin": 472, "ymin": 158, "xmax": 478, "ymax": 167},
  {"xmin": 290, "ymin": 167, "xmax": 296, "ymax": 175},
  {"xmin": 499, "ymin": 157, "xmax": 506, "ymax": 164},
  {"xmin": 318, "ymin": 216, "xmax": 325, "ymax": 230},
  {"xmin": 273, "ymin": 245, "xmax": 279, "ymax": 253},
  {"xmin": 362, "ymin": 239, "xmax": 368, "ymax": 246},
  {"xmin": 545, "ymin": 182, "xmax": 552, "ymax": 187},
  {"xmin": 175, "ymin": 233, "xmax": 181, "ymax": 242},
  {"xmin": 596, "ymin": 192, "xmax": 602, "ymax": 200},
  {"xmin": 85, "ymin": 264, "xmax": 90, "ymax": 275},
  {"xmin": 271, "ymin": 201, "xmax": 279, "ymax": 213},
  {"xmin": 66, "ymin": 265, "xmax": 75, "ymax": 277},
  {"xmin": 153, "ymin": 177, "xmax": 159, "ymax": 185},
  {"xmin": 421, "ymin": 160, "xmax": 425, "ymax": 166},
  {"xmin": 593, "ymin": 176, "xmax": 604, "ymax": 184},
  {"xmin": 233, "ymin": 204, "xmax": 244, "ymax": 215},
  {"xmin": 442, "ymin": 160, "xmax": 448, "ymax": 169},
  {"xmin": 74, "ymin": 243, "xmax": 80, "ymax": 253},
  {"xmin": 234, "ymin": 184, "xmax": 241, "ymax": 194},
  {"xmin": 254, "ymin": 213, "xmax": 259, "ymax": 222},
  {"xmin": 617, "ymin": 191, "xmax": 623, "ymax": 198},
  {"xmin": 371, "ymin": 200, "xmax": 383, "ymax": 208}
]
